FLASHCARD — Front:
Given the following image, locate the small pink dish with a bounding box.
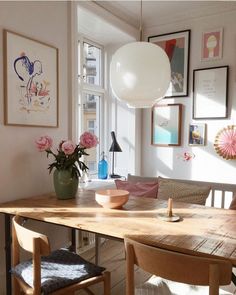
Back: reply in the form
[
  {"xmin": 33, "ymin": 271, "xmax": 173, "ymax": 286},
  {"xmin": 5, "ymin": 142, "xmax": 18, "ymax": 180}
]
[{"xmin": 95, "ymin": 189, "xmax": 129, "ymax": 209}]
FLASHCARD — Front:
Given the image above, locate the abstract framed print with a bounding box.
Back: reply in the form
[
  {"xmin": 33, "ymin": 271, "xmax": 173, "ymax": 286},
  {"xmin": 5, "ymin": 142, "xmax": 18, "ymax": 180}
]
[
  {"xmin": 152, "ymin": 104, "xmax": 182, "ymax": 146},
  {"xmin": 148, "ymin": 30, "xmax": 190, "ymax": 98},
  {"xmin": 3, "ymin": 29, "xmax": 58, "ymax": 127}
]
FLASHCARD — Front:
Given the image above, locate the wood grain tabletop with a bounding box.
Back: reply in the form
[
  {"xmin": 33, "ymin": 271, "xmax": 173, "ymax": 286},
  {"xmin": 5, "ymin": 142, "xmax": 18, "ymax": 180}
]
[{"xmin": 0, "ymin": 189, "xmax": 236, "ymax": 265}]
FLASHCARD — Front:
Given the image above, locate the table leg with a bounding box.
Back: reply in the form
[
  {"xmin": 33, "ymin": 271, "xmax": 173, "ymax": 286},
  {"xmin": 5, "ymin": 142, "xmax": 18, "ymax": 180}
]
[
  {"xmin": 4, "ymin": 214, "xmax": 11, "ymax": 295},
  {"xmin": 95, "ymin": 234, "xmax": 101, "ymax": 265},
  {"xmin": 71, "ymin": 228, "xmax": 76, "ymax": 252}
]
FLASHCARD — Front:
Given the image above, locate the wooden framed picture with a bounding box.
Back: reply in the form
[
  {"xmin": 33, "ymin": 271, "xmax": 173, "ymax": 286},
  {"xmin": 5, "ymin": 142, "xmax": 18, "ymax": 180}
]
[
  {"xmin": 202, "ymin": 28, "xmax": 223, "ymax": 61},
  {"xmin": 148, "ymin": 30, "xmax": 190, "ymax": 98},
  {"xmin": 193, "ymin": 66, "xmax": 228, "ymax": 119},
  {"xmin": 188, "ymin": 123, "xmax": 206, "ymax": 146},
  {"xmin": 3, "ymin": 29, "xmax": 59, "ymax": 127},
  {"xmin": 151, "ymin": 104, "xmax": 182, "ymax": 146}
]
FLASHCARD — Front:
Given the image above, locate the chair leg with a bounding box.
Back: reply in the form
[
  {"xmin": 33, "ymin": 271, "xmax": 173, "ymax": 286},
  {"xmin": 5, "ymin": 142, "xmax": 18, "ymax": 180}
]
[
  {"xmin": 103, "ymin": 271, "xmax": 111, "ymax": 295},
  {"xmin": 84, "ymin": 288, "xmax": 95, "ymax": 295},
  {"xmin": 13, "ymin": 277, "xmax": 21, "ymax": 295}
]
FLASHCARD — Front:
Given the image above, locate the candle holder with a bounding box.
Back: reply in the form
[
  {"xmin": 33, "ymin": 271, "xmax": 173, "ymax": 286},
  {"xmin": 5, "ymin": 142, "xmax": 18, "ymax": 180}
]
[{"xmin": 158, "ymin": 197, "xmax": 180, "ymax": 222}]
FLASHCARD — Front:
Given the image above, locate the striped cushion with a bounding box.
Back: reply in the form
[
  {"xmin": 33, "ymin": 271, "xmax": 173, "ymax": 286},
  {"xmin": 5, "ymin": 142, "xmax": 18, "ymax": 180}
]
[
  {"xmin": 11, "ymin": 248, "xmax": 105, "ymax": 294},
  {"xmin": 158, "ymin": 177, "xmax": 211, "ymax": 205}
]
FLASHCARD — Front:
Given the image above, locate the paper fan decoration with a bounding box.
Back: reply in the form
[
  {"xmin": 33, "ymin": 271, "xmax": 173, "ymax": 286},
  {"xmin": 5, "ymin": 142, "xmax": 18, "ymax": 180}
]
[{"xmin": 214, "ymin": 125, "xmax": 236, "ymax": 160}]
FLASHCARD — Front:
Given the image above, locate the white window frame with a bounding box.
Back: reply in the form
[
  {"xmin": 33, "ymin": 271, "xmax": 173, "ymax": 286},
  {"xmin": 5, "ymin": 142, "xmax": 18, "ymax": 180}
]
[{"xmin": 78, "ymin": 36, "xmax": 105, "ymax": 175}]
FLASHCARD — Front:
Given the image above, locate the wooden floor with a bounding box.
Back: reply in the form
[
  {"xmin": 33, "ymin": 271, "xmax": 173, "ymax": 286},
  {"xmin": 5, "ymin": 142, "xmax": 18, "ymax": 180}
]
[{"xmin": 76, "ymin": 239, "xmax": 151, "ymax": 295}]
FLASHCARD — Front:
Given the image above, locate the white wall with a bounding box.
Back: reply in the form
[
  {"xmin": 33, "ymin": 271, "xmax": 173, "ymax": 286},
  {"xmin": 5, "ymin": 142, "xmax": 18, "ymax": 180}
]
[
  {"xmin": 142, "ymin": 10, "xmax": 236, "ymax": 184},
  {"xmin": 0, "ymin": 2, "xmax": 70, "ymax": 293}
]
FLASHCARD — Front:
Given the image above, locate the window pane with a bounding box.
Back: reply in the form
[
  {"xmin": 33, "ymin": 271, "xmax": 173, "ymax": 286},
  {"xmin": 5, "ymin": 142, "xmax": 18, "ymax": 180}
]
[
  {"xmin": 83, "ymin": 42, "xmax": 101, "ymax": 86},
  {"xmin": 87, "ymin": 161, "xmax": 96, "ymax": 172},
  {"xmin": 81, "ymin": 93, "xmax": 100, "ymax": 174}
]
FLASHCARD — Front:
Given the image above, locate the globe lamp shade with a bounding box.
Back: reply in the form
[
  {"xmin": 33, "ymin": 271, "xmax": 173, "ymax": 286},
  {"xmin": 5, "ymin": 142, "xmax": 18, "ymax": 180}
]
[{"xmin": 110, "ymin": 42, "xmax": 171, "ymax": 108}]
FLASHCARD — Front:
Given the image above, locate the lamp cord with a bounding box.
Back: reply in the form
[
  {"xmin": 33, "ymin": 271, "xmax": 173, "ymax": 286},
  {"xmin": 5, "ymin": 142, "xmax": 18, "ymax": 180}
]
[{"xmin": 139, "ymin": 0, "xmax": 143, "ymax": 41}]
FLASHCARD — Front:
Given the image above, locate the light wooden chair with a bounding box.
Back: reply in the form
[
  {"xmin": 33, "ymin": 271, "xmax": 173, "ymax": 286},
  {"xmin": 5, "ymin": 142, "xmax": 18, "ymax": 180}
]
[
  {"xmin": 125, "ymin": 237, "xmax": 232, "ymax": 295},
  {"xmin": 12, "ymin": 215, "xmax": 110, "ymax": 295}
]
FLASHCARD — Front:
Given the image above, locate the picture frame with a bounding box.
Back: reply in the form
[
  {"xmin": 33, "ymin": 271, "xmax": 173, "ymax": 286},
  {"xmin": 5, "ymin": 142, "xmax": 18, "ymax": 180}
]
[
  {"xmin": 3, "ymin": 29, "xmax": 59, "ymax": 127},
  {"xmin": 193, "ymin": 66, "xmax": 228, "ymax": 120},
  {"xmin": 201, "ymin": 28, "xmax": 223, "ymax": 61},
  {"xmin": 151, "ymin": 104, "xmax": 182, "ymax": 146},
  {"xmin": 188, "ymin": 123, "xmax": 206, "ymax": 146},
  {"xmin": 148, "ymin": 30, "xmax": 190, "ymax": 98}
]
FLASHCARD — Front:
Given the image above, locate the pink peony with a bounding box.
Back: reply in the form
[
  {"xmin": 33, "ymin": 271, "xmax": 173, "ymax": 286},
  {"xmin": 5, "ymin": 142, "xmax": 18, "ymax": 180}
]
[
  {"xmin": 61, "ymin": 140, "xmax": 76, "ymax": 155},
  {"xmin": 80, "ymin": 132, "xmax": 99, "ymax": 149},
  {"xmin": 35, "ymin": 135, "xmax": 53, "ymax": 152}
]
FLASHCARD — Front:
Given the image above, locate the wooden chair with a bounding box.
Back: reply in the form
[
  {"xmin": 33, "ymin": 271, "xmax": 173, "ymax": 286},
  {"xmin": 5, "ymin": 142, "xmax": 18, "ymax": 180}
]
[
  {"xmin": 125, "ymin": 237, "xmax": 232, "ymax": 295},
  {"xmin": 12, "ymin": 215, "xmax": 110, "ymax": 295}
]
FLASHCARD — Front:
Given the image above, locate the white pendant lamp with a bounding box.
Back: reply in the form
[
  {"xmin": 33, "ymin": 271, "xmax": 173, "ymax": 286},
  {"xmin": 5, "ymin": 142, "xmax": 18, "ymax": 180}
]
[{"xmin": 110, "ymin": 1, "xmax": 171, "ymax": 108}]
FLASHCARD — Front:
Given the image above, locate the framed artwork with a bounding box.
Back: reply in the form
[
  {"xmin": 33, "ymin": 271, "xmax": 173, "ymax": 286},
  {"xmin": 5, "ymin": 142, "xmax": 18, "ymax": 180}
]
[
  {"xmin": 202, "ymin": 28, "xmax": 223, "ymax": 61},
  {"xmin": 3, "ymin": 29, "xmax": 58, "ymax": 127},
  {"xmin": 188, "ymin": 123, "xmax": 206, "ymax": 146},
  {"xmin": 151, "ymin": 104, "xmax": 182, "ymax": 146},
  {"xmin": 193, "ymin": 66, "xmax": 228, "ymax": 119},
  {"xmin": 148, "ymin": 30, "xmax": 190, "ymax": 98}
]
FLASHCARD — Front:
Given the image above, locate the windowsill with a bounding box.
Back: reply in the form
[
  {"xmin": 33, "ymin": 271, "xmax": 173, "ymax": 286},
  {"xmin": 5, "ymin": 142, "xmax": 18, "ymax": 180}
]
[{"xmin": 79, "ymin": 178, "xmax": 116, "ymax": 190}]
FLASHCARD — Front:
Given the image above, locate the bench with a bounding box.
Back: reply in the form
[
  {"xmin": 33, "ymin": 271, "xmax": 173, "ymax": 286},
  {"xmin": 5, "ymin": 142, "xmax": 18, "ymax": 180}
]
[{"xmin": 127, "ymin": 174, "xmax": 236, "ymax": 209}]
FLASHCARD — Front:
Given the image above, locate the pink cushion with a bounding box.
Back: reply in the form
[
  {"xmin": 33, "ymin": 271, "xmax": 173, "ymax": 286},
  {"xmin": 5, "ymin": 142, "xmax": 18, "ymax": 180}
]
[
  {"xmin": 229, "ymin": 196, "xmax": 236, "ymax": 210},
  {"xmin": 115, "ymin": 180, "xmax": 158, "ymax": 198}
]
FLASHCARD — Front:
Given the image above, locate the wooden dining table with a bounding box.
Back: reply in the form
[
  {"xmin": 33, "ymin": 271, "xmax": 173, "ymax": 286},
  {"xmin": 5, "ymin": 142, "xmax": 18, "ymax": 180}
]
[{"xmin": 1, "ymin": 188, "xmax": 236, "ymax": 294}]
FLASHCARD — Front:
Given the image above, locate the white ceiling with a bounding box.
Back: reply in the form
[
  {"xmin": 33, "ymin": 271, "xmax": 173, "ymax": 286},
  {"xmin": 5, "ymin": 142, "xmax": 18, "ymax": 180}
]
[
  {"xmin": 77, "ymin": 2, "xmax": 137, "ymax": 46},
  {"xmin": 77, "ymin": 1, "xmax": 236, "ymax": 45},
  {"xmin": 96, "ymin": 1, "xmax": 236, "ymax": 28}
]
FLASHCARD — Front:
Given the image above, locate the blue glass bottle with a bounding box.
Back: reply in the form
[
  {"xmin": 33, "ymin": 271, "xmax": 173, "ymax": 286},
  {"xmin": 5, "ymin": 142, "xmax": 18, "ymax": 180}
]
[{"xmin": 98, "ymin": 152, "xmax": 108, "ymax": 179}]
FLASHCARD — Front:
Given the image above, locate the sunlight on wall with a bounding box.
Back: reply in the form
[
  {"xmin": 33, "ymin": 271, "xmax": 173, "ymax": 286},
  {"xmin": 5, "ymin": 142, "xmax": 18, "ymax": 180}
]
[
  {"xmin": 156, "ymin": 148, "xmax": 174, "ymax": 174},
  {"xmin": 195, "ymin": 93, "xmax": 226, "ymax": 118},
  {"xmin": 190, "ymin": 146, "xmax": 236, "ymax": 183},
  {"xmin": 142, "ymin": 10, "xmax": 236, "ymax": 186},
  {"xmin": 116, "ymin": 101, "xmax": 136, "ymax": 176}
]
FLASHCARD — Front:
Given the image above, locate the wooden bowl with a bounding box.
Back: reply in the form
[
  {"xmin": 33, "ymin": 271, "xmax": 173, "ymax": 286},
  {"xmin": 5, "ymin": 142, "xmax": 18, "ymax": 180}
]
[{"xmin": 95, "ymin": 189, "xmax": 129, "ymax": 209}]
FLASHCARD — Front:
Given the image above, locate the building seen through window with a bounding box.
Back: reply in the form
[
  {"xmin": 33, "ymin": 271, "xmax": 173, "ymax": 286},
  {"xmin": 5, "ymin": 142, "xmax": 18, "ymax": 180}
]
[
  {"xmin": 83, "ymin": 42, "xmax": 101, "ymax": 86},
  {"xmin": 78, "ymin": 39, "xmax": 103, "ymax": 176}
]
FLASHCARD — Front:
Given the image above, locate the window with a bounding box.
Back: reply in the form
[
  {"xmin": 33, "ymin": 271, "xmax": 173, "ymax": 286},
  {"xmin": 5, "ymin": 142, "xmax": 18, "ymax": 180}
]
[
  {"xmin": 88, "ymin": 120, "xmax": 95, "ymax": 134},
  {"xmin": 87, "ymin": 161, "xmax": 96, "ymax": 172},
  {"xmin": 78, "ymin": 38, "xmax": 104, "ymax": 175},
  {"xmin": 83, "ymin": 42, "xmax": 101, "ymax": 87}
]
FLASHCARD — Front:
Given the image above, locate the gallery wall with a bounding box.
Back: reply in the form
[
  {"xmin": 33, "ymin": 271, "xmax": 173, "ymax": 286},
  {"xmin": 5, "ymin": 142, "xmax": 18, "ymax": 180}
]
[
  {"xmin": 141, "ymin": 9, "xmax": 236, "ymax": 184},
  {"xmin": 0, "ymin": 2, "xmax": 70, "ymax": 292}
]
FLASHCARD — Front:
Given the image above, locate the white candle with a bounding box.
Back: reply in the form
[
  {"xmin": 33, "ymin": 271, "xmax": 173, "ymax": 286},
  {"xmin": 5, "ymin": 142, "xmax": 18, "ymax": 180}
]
[{"xmin": 167, "ymin": 198, "xmax": 173, "ymax": 217}]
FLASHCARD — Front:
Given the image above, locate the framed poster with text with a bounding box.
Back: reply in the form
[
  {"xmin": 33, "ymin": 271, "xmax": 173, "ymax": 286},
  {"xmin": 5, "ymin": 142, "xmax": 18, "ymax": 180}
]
[{"xmin": 193, "ymin": 66, "xmax": 228, "ymax": 119}]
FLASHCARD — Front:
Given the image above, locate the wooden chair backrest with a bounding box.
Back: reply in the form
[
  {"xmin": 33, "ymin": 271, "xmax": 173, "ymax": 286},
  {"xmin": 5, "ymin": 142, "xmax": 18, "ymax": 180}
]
[
  {"xmin": 12, "ymin": 215, "xmax": 50, "ymax": 256},
  {"xmin": 125, "ymin": 237, "xmax": 232, "ymax": 295},
  {"xmin": 12, "ymin": 215, "xmax": 51, "ymax": 294}
]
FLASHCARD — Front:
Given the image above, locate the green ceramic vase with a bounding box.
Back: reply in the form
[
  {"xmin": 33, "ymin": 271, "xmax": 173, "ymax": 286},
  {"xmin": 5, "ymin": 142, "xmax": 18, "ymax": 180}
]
[{"xmin": 53, "ymin": 169, "xmax": 78, "ymax": 200}]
